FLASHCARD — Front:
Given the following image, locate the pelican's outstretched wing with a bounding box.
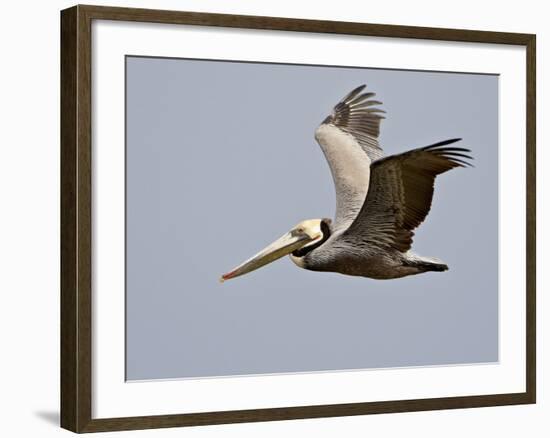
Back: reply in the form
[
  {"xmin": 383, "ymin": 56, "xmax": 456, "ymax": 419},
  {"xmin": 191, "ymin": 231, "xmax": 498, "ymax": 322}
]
[
  {"xmin": 315, "ymin": 85, "xmax": 386, "ymax": 231},
  {"xmin": 343, "ymin": 138, "xmax": 472, "ymax": 252}
]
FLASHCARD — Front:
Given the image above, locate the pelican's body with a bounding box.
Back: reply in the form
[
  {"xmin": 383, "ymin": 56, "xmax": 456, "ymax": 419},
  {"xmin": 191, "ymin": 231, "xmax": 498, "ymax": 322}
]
[
  {"xmin": 221, "ymin": 85, "xmax": 472, "ymax": 281},
  {"xmin": 290, "ymin": 226, "xmax": 448, "ymax": 280}
]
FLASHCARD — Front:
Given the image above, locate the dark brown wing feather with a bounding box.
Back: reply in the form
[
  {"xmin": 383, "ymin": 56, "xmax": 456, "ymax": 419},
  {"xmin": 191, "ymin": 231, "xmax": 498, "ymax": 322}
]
[
  {"xmin": 322, "ymin": 84, "xmax": 386, "ymax": 161},
  {"xmin": 344, "ymin": 138, "xmax": 473, "ymax": 252}
]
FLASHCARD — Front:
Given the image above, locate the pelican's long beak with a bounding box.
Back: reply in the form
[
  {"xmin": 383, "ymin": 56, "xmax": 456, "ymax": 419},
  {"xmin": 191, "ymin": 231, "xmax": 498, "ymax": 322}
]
[{"xmin": 220, "ymin": 228, "xmax": 316, "ymax": 282}]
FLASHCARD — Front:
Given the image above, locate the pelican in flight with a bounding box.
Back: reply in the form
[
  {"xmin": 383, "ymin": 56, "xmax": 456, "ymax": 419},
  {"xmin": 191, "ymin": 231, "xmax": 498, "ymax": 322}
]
[{"xmin": 221, "ymin": 85, "xmax": 472, "ymax": 281}]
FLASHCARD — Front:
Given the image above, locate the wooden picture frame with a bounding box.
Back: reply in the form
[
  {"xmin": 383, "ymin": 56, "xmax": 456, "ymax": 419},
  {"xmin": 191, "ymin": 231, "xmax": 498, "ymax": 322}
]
[{"xmin": 61, "ymin": 4, "xmax": 536, "ymax": 433}]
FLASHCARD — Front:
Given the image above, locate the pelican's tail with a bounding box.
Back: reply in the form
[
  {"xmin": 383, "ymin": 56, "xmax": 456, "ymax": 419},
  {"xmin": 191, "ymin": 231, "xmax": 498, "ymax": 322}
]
[
  {"xmin": 403, "ymin": 253, "xmax": 449, "ymax": 273},
  {"xmin": 420, "ymin": 261, "xmax": 449, "ymax": 272}
]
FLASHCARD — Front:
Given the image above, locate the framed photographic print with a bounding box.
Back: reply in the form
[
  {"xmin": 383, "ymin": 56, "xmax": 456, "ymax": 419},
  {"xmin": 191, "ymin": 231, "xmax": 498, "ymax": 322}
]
[{"xmin": 60, "ymin": 4, "xmax": 536, "ymax": 433}]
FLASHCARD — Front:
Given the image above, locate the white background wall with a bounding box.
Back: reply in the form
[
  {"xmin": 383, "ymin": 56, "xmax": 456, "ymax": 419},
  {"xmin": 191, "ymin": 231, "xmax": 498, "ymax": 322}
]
[{"xmin": 0, "ymin": 0, "xmax": 545, "ymax": 436}]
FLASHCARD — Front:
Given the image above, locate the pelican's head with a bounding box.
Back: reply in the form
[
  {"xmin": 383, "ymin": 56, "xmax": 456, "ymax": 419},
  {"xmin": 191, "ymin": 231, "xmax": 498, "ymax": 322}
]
[{"xmin": 220, "ymin": 218, "xmax": 331, "ymax": 282}]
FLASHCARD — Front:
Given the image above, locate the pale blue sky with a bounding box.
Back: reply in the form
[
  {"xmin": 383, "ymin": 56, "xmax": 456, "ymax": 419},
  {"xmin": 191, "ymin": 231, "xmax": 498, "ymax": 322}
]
[{"xmin": 126, "ymin": 56, "xmax": 498, "ymax": 380}]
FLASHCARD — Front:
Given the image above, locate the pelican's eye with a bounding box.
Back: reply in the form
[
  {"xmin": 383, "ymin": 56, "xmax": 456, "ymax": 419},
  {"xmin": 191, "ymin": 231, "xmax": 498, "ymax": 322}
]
[{"xmin": 297, "ymin": 227, "xmax": 305, "ymax": 233}]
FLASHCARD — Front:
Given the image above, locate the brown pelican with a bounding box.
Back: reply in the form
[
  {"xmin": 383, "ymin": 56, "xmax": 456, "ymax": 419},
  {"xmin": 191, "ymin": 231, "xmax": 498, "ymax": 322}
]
[{"xmin": 221, "ymin": 85, "xmax": 472, "ymax": 281}]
